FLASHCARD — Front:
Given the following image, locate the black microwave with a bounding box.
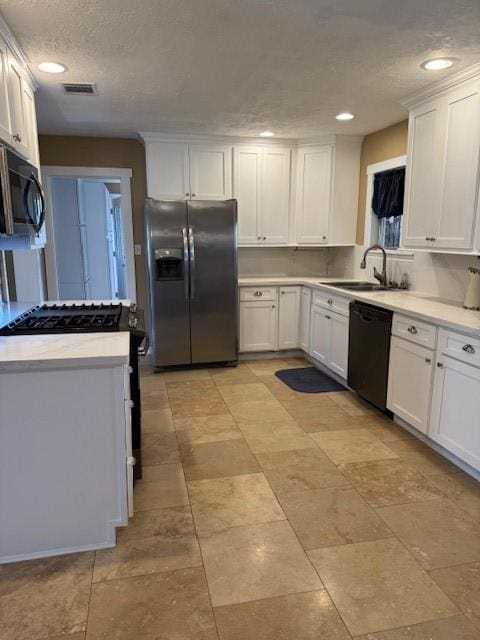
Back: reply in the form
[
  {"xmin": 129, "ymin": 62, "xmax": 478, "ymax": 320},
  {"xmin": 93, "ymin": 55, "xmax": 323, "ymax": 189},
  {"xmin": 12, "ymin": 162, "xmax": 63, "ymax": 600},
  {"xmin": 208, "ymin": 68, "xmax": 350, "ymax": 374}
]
[{"xmin": 0, "ymin": 146, "xmax": 45, "ymax": 237}]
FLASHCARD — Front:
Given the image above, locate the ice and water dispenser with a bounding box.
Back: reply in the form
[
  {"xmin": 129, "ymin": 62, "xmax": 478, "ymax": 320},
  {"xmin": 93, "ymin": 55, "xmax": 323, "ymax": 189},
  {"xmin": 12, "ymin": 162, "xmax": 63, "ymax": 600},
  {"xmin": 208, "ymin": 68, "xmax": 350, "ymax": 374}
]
[{"xmin": 154, "ymin": 248, "xmax": 183, "ymax": 280}]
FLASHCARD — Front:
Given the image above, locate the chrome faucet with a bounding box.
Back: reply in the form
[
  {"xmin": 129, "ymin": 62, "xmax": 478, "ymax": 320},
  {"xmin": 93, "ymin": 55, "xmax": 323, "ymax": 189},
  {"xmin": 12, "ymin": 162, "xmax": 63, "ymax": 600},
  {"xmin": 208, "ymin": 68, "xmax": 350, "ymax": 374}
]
[{"xmin": 360, "ymin": 244, "xmax": 387, "ymax": 287}]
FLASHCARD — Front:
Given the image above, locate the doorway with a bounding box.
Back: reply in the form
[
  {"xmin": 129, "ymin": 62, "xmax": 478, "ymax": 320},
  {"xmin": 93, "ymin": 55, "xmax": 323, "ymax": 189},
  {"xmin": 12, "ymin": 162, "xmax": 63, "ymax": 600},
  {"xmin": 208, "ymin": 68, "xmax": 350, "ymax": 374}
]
[{"xmin": 43, "ymin": 166, "xmax": 136, "ymax": 302}]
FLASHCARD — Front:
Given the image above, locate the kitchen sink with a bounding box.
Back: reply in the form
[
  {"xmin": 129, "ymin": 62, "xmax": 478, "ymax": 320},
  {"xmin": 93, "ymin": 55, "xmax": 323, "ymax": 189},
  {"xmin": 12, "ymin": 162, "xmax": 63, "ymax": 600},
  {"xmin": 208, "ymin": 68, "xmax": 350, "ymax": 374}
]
[{"xmin": 320, "ymin": 281, "xmax": 390, "ymax": 292}]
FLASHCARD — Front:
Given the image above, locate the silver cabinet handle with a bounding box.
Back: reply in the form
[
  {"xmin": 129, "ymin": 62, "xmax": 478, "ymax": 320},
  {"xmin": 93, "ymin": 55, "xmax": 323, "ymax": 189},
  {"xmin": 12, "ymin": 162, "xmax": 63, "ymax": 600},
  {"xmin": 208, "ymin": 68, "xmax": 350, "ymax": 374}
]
[
  {"xmin": 182, "ymin": 228, "xmax": 189, "ymax": 300},
  {"xmin": 325, "ymin": 315, "xmax": 331, "ymax": 319},
  {"xmin": 263, "ymin": 236, "xmax": 266, "ymax": 240},
  {"xmin": 322, "ymin": 235, "xmax": 327, "ymax": 240},
  {"xmin": 191, "ymin": 193, "xmax": 196, "ymax": 197},
  {"xmin": 188, "ymin": 227, "xmax": 195, "ymax": 300},
  {"xmin": 407, "ymin": 326, "xmax": 418, "ymax": 335},
  {"xmin": 462, "ymin": 344, "xmax": 476, "ymax": 354},
  {"xmin": 13, "ymin": 133, "xmax": 21, "ymax": 143},
  {"xmin": 437, "ymin": 362, "xmax": 444, "ymax": 368},
  {"xmin": 185, "ymin": 192, "xmax": 190, "ymax": 197},
  {"xmin": 254, "ymin": 291, "xmax": 263, "ymax": 297},
  {"xmin": 272, "ymin": 305, "xmax": 275, "ymax": 309},
  {"xmin": 425, "ymin": 357, "xmax": 431, "ymax": 364},
  {"xmin": 327, "ymin": 299, "xmax": 333, "ymax": 305}
]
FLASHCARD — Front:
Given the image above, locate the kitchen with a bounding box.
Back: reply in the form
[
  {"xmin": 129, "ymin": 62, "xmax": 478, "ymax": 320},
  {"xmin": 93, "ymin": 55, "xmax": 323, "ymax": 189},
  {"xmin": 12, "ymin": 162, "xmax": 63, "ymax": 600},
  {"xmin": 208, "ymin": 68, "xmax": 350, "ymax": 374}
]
[{"xmin": 1, "ymin": 2, "xmax": 480, "ymax": 639}]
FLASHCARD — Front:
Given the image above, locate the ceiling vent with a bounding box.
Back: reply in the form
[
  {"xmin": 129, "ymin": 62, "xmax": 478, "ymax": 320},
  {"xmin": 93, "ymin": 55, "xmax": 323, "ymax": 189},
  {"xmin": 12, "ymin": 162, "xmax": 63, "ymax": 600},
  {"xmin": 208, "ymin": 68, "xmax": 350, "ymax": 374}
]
[{"xmin": 61, "ymin": 83, "xmax": 97, "ymax": 96}]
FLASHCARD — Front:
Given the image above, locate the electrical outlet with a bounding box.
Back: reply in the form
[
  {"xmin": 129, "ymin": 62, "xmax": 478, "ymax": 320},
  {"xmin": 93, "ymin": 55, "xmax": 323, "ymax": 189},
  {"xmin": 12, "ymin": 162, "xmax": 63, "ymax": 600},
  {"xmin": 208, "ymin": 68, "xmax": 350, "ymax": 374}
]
[{"xmin": 134, "ymin": 244, "xmax": 142, "ymax": 256}]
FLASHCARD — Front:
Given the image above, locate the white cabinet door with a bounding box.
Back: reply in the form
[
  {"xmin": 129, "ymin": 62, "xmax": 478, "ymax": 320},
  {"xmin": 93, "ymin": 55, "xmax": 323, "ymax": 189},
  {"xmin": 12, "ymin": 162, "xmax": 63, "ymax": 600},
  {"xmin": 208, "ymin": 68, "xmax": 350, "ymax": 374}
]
[
  {"xmin": 299, "ymin": 287, "xmax": 312, "ymax": 353},
  {"xmin": 240, "ymin": 300, "xmax": 277, "ymax": 352},
  {"xmin": 403, "ymin": 102, "xmax": 441, "ymax": 248},
  {"xmin": 189, "ymin": 145, "xmax": 232, "ymax": 200},
  {"xmin": 145, "ymin": 142, "xmax": 190, "ymax": 200},
  {"xmin": 0, "ymin": 36, "xmax": 12, "ymax": 144},
  {"xmin": 387, "ymin": 337, "xmax": 434, "ymax": 434},
  {"xmin": 6, "ymin": 52, "xmax": 28, "ymax": 158},
  {"xmin": 278, "ymin": 286, "xmax": 300, "ymax": 350},
  {"xmin": 430, "ymin": 355, "xmax": 480, "ymax": 470},
  {"xmin": 296, "ymin": 145, "xmax": 332, "ymax": 244},
  {"xmin": 233, "ymin": 146, "xmax": 262, "ymax": 244},
  {"xmin": 309, "ymin": 304, "xmax": 329, "ymax": 364},
  {"xmin": 261, "ymin": 147, "xmax": 291, "ymax": 244},
  {"xmin": 328, "ymin": 311, "xmax": 349, "ymax": 379},
  {"xmin": 21, "ymin": 80, "xmax": 39, "ymax": 166},
  {"xmin": 435, "ymin": 85, "xmax": 480, "ymax": 250}
]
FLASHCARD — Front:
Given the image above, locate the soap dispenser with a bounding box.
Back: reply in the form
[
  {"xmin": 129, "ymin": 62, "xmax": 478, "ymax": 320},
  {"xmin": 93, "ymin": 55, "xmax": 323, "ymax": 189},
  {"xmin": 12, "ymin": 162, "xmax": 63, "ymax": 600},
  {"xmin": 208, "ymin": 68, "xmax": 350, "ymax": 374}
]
[{"xmin": 463, "ymin": 267, "xmax": 480, "ymax": 310}]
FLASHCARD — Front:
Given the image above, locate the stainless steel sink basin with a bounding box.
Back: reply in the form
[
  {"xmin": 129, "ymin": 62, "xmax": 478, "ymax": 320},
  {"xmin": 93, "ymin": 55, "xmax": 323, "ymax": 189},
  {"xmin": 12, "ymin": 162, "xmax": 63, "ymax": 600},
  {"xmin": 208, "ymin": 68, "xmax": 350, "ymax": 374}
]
[{"xmin": 320, "ymin": 281, "xmax": 389, "ymax": 292}]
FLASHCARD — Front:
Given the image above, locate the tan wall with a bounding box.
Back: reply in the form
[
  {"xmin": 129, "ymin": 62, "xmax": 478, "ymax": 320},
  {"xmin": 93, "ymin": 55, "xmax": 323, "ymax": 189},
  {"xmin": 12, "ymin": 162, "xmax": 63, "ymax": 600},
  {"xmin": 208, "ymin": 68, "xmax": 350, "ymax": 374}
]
[
  {"xmin": 356, "ymin": 120, "xmax": 408, "ymax": 244},
  {"xmin": 39, "ymin": 135, "xmax": 147, "ymax": 311}
]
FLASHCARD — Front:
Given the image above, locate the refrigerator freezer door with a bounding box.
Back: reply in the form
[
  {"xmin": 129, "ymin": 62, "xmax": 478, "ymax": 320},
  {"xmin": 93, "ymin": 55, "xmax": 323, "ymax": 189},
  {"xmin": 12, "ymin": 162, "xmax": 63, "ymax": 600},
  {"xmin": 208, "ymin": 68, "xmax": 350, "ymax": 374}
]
[
  {"xmin": 187, "ymin": 200, "xmax": 238, "ymax": 364},
  {"xmin": 145, "ymin": 199, "xmax": 191, "ymax": 366}
]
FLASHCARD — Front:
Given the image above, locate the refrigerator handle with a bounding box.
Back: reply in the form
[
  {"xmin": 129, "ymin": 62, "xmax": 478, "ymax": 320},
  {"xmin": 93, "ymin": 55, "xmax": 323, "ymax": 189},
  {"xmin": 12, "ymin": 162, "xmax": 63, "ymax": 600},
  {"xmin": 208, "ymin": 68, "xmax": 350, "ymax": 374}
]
[
  {"xmin": 188, "ymin": 226, "xmax": 195, "ymax": 300},
  {"xmin": 182, "ymin": 228, "xmax": 189, "ymax": 301}
]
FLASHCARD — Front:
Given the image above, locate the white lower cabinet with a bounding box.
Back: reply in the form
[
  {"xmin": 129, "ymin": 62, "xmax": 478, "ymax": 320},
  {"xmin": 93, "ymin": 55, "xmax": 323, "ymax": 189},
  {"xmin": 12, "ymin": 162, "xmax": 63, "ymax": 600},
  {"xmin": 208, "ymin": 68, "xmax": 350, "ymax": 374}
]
[
  {"xmin": 309, "ymin": 304, "xmax": 330, "ymax": 364},
  {"xmin": 278, "ymin": 286, "xmax": 300, "ymax": 349},
  {"xmin": 387, "ymin": 336, "xmax": 434, "ymax": 434},
  {"xmin": 429, "ymin": 353, "xmax": 480, "ymax": 470},
  {"xmin": 299, "ymin": 287, "xmax": 312, "ymax": 352},
  {"xmin": 328, "ymin": 311, "xmax": 349, "ymax": 378},
  {"xmin": 240, "ymin": 299, "xmax": 277, "ymax": 352}
]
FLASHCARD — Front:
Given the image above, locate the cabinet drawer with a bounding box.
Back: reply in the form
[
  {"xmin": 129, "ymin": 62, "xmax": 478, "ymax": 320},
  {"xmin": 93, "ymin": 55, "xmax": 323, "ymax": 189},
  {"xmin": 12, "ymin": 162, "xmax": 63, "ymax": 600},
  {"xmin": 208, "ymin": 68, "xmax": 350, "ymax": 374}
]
[
  {"xmin": 392, "ymin": 314, "xmax": 437, "ymax": 349},
  {"xmin": 240, "ymin": 287, "xmax": 277, "ymax": 302},
  {"xmin": 438, "ymin": 328, "xmax": 480, "ymax": 368},
  {"xmin": 312, "ymin": 288, "xmax": 349, "ymax": 316}
]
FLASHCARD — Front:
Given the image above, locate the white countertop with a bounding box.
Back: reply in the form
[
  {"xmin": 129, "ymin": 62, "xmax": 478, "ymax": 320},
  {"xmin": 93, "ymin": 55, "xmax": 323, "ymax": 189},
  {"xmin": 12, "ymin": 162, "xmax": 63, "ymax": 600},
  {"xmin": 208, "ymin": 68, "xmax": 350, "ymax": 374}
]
[
  {"xmin": 0, "ymin": 300, "xmax": 131, "ymax": 370},
  {"xmin": 239, "ymin": 276, "xmax": 480, "ymax": 337}
]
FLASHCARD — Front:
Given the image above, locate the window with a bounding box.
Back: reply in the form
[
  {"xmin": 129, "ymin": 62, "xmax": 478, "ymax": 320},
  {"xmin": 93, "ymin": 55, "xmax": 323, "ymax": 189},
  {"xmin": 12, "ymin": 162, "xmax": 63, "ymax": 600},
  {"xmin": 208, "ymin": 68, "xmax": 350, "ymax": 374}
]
[{"xmin": 371, "ymin": 166, "xmax": 405, "ymax": 250}]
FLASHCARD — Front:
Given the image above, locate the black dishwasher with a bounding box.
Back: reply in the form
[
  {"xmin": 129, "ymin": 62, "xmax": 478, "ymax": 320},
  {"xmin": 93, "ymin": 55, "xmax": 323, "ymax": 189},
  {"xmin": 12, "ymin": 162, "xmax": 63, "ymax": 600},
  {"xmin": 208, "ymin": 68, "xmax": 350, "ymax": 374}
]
[{"xmin": 348, "ymin": 301, "xmax": 393, "ymax": 411}]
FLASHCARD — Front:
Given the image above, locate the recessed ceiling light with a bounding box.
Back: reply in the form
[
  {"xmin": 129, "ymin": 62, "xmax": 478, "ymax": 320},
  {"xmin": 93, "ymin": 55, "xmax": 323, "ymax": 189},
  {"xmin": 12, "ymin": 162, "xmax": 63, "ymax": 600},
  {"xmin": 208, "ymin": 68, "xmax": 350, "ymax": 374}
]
[
  {"xmin": 336, "ymin": 112, "xmax": 355, "ymax": 121},
  {"xmin": 421, "ymin": 58, "xmax": 454, "ymax": 71},
  {"xmin": 38, "ymin": 61, "xmax": 67, "ymax": 74},
  {"xmin": 259, "ymin": 130, "xmax": 275, "ymax": 137}
]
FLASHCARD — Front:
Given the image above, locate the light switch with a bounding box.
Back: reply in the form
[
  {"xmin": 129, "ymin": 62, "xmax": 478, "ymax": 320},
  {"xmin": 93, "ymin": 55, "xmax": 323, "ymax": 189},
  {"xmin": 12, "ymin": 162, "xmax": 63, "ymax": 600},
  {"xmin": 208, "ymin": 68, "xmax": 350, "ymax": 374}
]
[{"xmin": 134, "ymin": 244, "xmax": 142, "ymax": 256}]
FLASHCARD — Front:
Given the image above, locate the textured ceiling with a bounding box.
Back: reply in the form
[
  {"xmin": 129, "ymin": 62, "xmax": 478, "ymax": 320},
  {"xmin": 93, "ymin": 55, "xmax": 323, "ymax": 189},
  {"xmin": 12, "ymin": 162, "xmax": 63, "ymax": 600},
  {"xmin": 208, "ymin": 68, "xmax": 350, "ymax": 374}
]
[{"xmin": 2, "ymin": 0, "xmax": 480, "ymax": 138}]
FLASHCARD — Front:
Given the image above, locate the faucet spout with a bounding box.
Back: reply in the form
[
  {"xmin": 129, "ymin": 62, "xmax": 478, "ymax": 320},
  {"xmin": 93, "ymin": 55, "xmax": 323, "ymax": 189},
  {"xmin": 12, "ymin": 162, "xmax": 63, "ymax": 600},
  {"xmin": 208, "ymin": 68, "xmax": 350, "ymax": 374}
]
[{"xmin": 360, "ymin": 244, "xmax": 387, "ymax": 287}]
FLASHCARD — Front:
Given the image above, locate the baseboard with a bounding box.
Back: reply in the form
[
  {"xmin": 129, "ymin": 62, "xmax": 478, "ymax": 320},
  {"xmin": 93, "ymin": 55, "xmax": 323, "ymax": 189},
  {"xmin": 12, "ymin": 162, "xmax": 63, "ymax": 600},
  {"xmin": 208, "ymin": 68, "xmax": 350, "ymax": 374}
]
[{"xmin": 239, "ymin": 349, "xmax": 304, "ymax": 361}]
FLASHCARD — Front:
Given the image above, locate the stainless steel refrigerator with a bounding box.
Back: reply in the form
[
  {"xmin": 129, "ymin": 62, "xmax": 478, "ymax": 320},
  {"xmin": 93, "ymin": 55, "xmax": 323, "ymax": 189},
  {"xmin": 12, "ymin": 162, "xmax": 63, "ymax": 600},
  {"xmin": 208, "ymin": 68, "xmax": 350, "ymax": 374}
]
[{"xmin": 145, "ymin": 198, "xmax": 238, "ymax": 368}]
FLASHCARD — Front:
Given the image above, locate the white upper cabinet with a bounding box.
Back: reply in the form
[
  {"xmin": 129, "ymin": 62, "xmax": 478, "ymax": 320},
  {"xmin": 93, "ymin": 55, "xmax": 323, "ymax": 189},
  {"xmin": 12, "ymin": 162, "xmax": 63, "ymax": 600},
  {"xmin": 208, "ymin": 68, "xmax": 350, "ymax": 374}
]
[
  {"xmin": 436, "ymin": 85, "xmax": 480, "ymax": 249},
  {"xmin": 189, "ymin": 144, "xmax": 232, "ymax": 200},
  {"xmin": 296, "ymin": 145, "xmax": 332, "ymax": 244},
  {"xmin": 403, "ymin": 69, "xmax": 480, "ymax": 252},
  {"xmin": 233, "ymin": 146, "xmax": 262, "ymax": 243},
  {"xmin": 295, "ymin": 138, "xmax": 361, "ymax": 246},
  {"xmin": 0, "ymin": 35, "xmax": 12, "ymax": 144},
  {"xmin": 145, "ymin": 142, "xmax": 190, "ymax": 200},
  {"xmin": 21, "ymin": 80, "xmax": 39, "ymax": 166},
  {"xmin": 6, "ymin": 51, "xmax": 28, "ymax": 158},
  {"xmin": 233, "ymin": 145, "xmax": 291, "ymax": 245},
  {"xmin": 144, "ymin": 139, "xmax": 232, "ymax": 201},
  {"xmin": 403, "ymin": 102, "xmax": 441, "ymax": 248},
  {"xmin": 261, "ymin": 147, "xmax": 291, "ymax": 244}
]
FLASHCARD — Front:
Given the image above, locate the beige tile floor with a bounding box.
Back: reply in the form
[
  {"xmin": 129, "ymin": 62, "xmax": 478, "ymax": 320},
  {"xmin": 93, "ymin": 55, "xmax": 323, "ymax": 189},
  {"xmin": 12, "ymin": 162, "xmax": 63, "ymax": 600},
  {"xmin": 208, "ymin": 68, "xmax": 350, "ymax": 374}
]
[{"xmin": 2, "ymin": 357, "xmax": 480, "ymax": 639}]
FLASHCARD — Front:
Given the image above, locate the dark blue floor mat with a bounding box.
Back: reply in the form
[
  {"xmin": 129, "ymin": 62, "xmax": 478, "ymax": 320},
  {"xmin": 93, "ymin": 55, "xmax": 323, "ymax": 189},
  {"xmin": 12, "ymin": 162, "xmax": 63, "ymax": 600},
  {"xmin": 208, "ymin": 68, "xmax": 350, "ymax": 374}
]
[{"xmin": 275, "ymin": 367, "xmax": 346, "ymax": 393}]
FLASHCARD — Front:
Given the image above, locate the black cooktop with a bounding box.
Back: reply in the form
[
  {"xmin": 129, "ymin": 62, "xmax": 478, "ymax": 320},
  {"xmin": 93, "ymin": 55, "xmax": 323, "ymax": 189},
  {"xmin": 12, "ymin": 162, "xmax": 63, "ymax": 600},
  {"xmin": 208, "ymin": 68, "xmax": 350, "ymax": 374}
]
[{"xmin": 1, "ymin": 303, "xmax": 124, "ymax": 334}]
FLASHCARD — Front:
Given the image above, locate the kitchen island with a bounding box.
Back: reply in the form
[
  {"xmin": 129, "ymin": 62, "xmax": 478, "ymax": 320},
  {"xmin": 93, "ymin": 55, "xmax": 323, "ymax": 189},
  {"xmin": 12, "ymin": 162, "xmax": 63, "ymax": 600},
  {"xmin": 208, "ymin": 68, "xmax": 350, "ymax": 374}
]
[{"xmin": 0, "ymin": 328, "xmax": 133, "ymax": 564}]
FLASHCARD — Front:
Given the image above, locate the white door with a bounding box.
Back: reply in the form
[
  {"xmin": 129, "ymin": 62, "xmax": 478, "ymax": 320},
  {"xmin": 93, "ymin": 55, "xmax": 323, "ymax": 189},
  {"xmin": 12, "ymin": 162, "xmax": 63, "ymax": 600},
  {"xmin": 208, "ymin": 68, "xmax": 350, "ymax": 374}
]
[
  {"xmin": 403, "ymin": 102, "xmax": 441, "ymax": 248},
  {"xmin": 0, "ymin": 36, "xmax": 12, "ymax": 144},
  {"xmin": 387, "ymin": 337, "xmax": 434, "ymax": 434},
  {"xmin": 278, "ymin": 286, "xmax": 300, "ymax": 350},
  {"xmin": 240, "ymin": 300, "xmax": 277, "ymax": 352},
  {"xmin": 145, "ymin": 142, "xmax": 190, "ymax": 200},
  {"xmin": 299, "ymin": 287, "xmax": 312, "ymax": 353},
  {"xmin": 189, "ymin": 145, "xmax": 232, "ymax": 200},
  {"xmin": 261, "ymin": 147, "xmax": 291, "ymax": 244},
  {"xmin": 309, "ymin": 305, "xmax": 329, "ymax": 364},
  {"xmin": 296, "ymin": 146, "xmax": 332, "ymax": 244},
  {"xmin": 430, "ymin": 355, "xmax": 480, "ymax": 470},
  {"xmin": 434, "ymin": 84, "xmax": 480, "ymax": 250},
  {"xmin": 233, "ymin": 146, "xmax": 262, "ymax": 244},
  {"xmin": 21, "ymin": 80, "xmax": 39, "ymax": 166},
  {"xmin": 6, "ymin": 52, "xmax": 28, "ymax": 158},
  {"xmin": 328, "ymin": 311, "xmax": 349, "ymax": 379}
]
